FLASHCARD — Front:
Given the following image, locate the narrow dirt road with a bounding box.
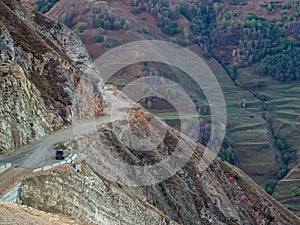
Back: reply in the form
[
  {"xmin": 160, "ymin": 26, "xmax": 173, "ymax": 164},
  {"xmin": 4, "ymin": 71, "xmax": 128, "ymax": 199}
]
[{"xmin": 0, "ymin": 90, "xmax": 131, "ymax": 194}]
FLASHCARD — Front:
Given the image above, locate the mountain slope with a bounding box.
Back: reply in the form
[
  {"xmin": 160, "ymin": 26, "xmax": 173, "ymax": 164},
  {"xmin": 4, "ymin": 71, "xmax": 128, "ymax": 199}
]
[
  {"xmin": 1, "ymin": 1, "xmax": 300, "ymax": 224},
  {"xmin": 0, "ymin": 0, "xmax": 104, "ymax": 156},
  {"xmin": 21, "ymin": 109, "xmax": 300, "ymax": 224},
  {"xmin": 36, "ymin": 0, "xmax": 300, "ymax": 214}
]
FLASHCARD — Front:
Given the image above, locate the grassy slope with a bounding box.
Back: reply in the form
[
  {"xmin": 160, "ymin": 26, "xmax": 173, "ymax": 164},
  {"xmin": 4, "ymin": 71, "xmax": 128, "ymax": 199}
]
[
  {"xmin": 203, "ymin": 57, "xmax": 279, "ymax": 185},
  {"xmin": 238, "ymin": 65, "xmax": 300, "ymax": 214}
]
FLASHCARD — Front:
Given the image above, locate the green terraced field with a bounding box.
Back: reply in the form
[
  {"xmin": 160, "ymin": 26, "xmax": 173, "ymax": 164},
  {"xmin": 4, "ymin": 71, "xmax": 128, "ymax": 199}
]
[
  {"xmin": 237, "ymin": 66, "xmax": 300, "ymax": 215},
  {"xmin": 108, "ymin": 58, "xmax": 279, "ymax": 187}
]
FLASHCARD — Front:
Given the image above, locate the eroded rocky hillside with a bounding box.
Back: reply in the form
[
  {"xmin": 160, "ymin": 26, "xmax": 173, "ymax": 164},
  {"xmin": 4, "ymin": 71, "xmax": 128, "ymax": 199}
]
[
  {"xmin": 0, "ymin": 0, "xmax": 103, "ymax": 156},
  {"xmin": 20, "ymin": 109, "xmax": 300, "ymax": 224},
  {"xmin": 21, "ymin": 164, "xmax": 179, "ymax": 225}
]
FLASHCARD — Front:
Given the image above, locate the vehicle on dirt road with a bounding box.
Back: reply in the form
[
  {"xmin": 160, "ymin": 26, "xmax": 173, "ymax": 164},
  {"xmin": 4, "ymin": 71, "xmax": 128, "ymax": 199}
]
[{"xmin": 55, "ymin": 149, "xmax": 65, "ymax": 160}]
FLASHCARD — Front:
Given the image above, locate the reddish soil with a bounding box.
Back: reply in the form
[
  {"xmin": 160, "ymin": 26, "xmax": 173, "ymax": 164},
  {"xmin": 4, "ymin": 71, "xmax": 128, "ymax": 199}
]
[{"xmin": 223, "ymin": 0, "xmax": 290, "ymax": 21}]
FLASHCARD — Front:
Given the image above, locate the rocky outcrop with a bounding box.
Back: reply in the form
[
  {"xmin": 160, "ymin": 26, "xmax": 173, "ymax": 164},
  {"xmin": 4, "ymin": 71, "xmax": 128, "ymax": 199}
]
[
  {"xmin": 0, "ymin": 0, "xmax": 103, "ymax": 156},
  {"xmin": 0, "ymin": 60, "xmax": 50, "ymax": 154},
  {"xmin": 22, "ymin": 166, "xmax": 178, "ymax": 225}
]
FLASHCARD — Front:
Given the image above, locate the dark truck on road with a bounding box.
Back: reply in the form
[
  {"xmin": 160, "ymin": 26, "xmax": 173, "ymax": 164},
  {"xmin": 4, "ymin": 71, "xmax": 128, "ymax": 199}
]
[{"xmin": 55, "ymin": 149, "xmax": 65, "ymax": 160}]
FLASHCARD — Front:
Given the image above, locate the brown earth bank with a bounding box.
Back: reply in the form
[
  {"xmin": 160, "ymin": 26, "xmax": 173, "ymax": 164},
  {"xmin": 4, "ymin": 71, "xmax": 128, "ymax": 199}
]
[{"xmin": 0, "ymin": 201, "xmax": 93, "ymax": 225}]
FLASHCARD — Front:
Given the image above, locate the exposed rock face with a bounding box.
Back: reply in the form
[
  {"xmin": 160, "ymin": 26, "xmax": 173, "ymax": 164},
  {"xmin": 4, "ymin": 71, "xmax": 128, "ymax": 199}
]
[
  {"xmin": 0, "ymin": 60, "xmax": 50, "ymax": 153},
  {"xmin": 0, "ymin": 0, "xmax": 103, "ymax": 156},
  {"xmin": 22, "ymin": 166, "xmax": 178, "ymax": 225}
]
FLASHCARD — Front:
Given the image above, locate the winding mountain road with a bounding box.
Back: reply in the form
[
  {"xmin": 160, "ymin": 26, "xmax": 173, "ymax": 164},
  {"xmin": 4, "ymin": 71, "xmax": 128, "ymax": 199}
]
[{"xmin": 0, "ymin": 90, "xmax": 131, "ymax": 194}]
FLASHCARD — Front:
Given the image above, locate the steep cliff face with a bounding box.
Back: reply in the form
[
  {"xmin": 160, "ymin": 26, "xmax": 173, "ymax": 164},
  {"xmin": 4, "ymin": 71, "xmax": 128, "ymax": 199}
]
[
  {"xmin": 22, "ymin": 165, "xmax": 178, "ymax": 225},
  {"xmin": 0, "ymin": 0, "xmax": 103, "ymax": 156}
]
